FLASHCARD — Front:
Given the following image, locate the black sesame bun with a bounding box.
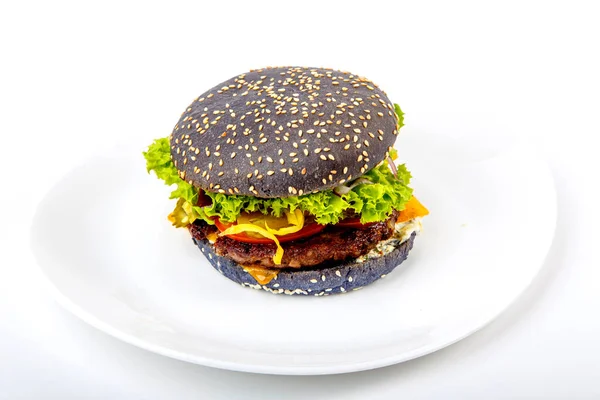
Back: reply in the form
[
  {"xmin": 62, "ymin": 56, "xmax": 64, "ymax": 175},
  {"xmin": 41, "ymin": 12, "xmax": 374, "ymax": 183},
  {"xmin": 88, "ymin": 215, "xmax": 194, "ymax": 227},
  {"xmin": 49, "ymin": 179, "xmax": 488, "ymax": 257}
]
[
  {"xmin": 170, "ymin": 66, "xmax": 400, "ymax": 197},
  {"xmin": 192, "ymin": 233, "xmax": 416, "ymax": 296}
]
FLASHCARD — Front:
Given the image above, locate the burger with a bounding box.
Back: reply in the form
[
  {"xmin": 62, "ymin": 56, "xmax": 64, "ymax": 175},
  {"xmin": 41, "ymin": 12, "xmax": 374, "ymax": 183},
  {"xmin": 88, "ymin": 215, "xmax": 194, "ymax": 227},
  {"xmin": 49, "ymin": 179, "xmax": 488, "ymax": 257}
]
[{"xmin": 143, "ymin": 66, "xmax": 428, "ymax": 296}]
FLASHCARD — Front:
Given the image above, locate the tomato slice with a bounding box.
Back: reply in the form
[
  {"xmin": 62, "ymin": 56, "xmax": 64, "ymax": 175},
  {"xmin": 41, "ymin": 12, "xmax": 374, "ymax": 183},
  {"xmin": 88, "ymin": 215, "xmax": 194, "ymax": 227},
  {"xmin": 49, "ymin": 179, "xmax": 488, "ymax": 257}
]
[
  {"xmin": 335, "ymin": 217, "xmax": 376, "ymax": 229},
  {"xmin": 215, "ymin": 218, "xmax": 325, "ymax": 244}
]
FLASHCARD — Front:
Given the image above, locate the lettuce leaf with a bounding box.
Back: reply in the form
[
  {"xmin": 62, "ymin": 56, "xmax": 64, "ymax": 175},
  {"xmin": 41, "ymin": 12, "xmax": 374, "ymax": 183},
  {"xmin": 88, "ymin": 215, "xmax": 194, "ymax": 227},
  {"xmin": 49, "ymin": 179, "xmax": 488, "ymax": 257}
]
[
  {"xmin": 143, "ymin": 138, "xmax": 200, "ymax": 226},
  {"xmin": 143, "ymin": 138, "xmax": 197, "ymax": 202},
  {"xmin": 394, "ymin": 103, "xmax": 405, "ymax": 129},
  {"xmin": 143, "ymin": 107, "xmax": 413, "ymax": 226}
]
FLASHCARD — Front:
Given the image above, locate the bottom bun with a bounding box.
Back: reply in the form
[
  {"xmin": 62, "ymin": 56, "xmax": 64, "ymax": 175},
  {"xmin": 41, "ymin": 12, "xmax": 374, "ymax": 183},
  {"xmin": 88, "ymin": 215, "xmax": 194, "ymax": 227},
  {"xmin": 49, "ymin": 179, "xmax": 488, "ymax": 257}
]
[{"xmin": 191, "ymin": 233, "xmax": 416, "ymax": 296}]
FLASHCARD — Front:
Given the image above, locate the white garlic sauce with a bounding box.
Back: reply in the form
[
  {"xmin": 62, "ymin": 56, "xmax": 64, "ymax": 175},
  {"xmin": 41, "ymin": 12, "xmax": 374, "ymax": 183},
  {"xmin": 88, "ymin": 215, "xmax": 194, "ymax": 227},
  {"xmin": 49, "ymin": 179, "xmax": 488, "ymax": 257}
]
[{"xmin": 355, "ymin": 217, "xmax": 423, "ymax": 263}]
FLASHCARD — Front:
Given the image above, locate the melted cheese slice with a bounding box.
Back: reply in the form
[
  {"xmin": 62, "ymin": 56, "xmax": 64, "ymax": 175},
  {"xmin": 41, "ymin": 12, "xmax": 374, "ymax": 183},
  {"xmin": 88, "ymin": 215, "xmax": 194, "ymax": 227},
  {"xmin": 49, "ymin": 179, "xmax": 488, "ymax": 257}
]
[
  {"xmin": 243, "ymin": 266, "xmax": 280, "ymax": 285},
  {"xmin": 206, "ymin": 231, "xmax": 219, "ymax": 243},
  {"xmin": 397, "ymin": 196, "xmax": 429, "ymax": 223}
]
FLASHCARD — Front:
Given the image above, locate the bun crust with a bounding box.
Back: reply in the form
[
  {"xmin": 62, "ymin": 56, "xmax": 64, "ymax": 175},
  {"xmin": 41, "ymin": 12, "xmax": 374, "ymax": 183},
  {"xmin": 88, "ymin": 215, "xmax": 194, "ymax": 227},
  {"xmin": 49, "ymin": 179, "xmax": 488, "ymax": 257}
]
[{"xmin": 170, "ymin": 66, "xmax": 400, "ymax": 198}]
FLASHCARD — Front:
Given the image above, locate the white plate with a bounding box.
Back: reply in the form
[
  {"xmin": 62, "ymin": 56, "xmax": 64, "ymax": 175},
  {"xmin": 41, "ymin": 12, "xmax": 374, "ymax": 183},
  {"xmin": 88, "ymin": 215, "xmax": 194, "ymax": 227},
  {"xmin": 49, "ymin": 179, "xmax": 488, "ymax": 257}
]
[{"xmin": 31, "ymin": 113, "xmax": 556, "ymax": 375}]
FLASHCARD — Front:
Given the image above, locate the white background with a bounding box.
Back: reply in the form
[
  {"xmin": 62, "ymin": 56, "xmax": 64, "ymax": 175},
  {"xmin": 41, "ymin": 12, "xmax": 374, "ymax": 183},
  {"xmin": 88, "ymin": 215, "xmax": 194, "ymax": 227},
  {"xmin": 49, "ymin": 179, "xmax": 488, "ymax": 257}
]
[{"xmin": 1, "ymin": 1, "xmax": 599, "ymax": 398}]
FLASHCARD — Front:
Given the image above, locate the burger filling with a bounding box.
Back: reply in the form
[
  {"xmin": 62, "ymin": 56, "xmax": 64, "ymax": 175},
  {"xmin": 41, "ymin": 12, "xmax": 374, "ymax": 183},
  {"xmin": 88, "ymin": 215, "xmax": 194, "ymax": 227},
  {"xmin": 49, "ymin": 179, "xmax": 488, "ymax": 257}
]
[
  {"xmin": 190, "ymin": 211, "xmax": 397, "ymax": 269},
  {"xmin": 188, "ymin": 197, "xmax": 426, "ymax": 269}
]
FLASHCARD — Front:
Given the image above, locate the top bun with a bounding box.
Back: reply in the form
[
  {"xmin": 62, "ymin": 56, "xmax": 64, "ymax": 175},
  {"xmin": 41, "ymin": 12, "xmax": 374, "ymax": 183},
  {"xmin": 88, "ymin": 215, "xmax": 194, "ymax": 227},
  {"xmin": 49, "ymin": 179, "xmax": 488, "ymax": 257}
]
[{"xmin": 170, "ymin": 66, "xmax": 400, "ymax": 198}]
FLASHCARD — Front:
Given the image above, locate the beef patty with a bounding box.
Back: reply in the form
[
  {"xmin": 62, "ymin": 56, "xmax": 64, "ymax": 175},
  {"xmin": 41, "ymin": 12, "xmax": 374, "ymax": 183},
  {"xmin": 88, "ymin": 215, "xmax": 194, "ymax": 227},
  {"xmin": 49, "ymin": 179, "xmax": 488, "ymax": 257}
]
[{"xmin": 188, "ymin": 211, "xmax": 399, "ymax": 269}]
